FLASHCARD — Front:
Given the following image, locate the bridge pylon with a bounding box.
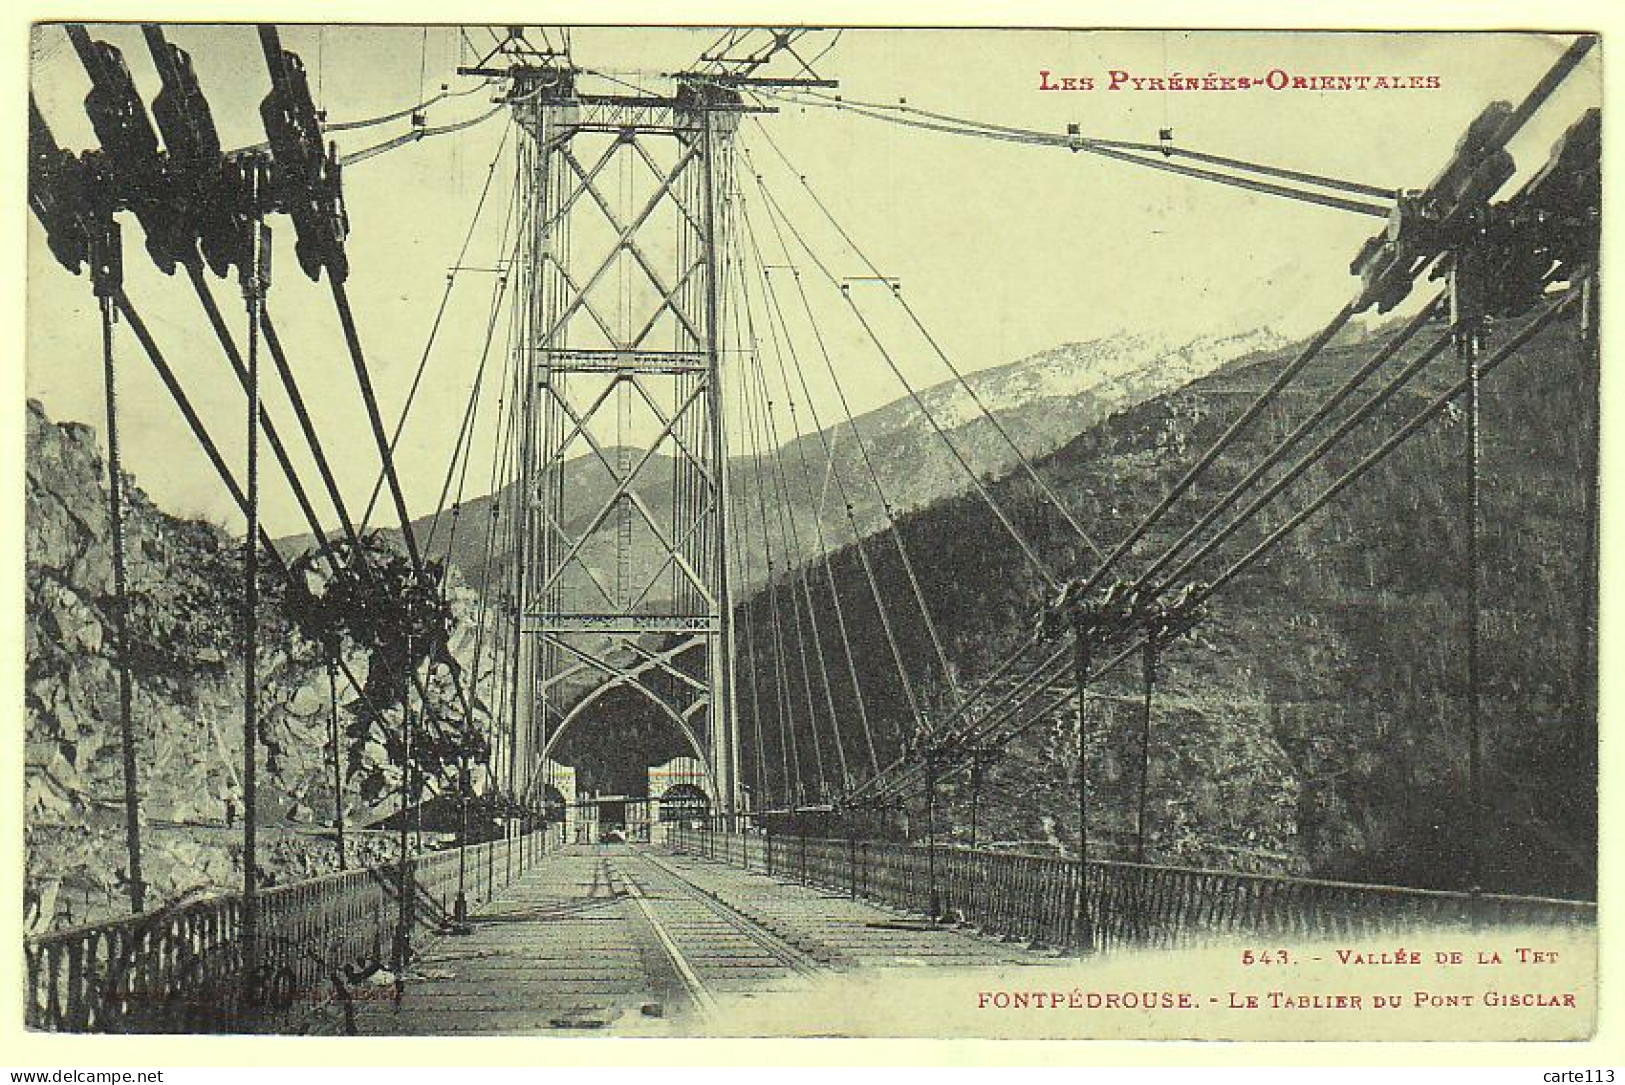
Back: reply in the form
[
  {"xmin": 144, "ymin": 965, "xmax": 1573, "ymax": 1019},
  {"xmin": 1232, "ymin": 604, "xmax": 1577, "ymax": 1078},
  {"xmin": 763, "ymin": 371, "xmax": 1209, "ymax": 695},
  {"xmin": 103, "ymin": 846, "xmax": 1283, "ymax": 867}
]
[{"xmin": 500, "ymin": 63, "xmax": 746, "ymax": 814}]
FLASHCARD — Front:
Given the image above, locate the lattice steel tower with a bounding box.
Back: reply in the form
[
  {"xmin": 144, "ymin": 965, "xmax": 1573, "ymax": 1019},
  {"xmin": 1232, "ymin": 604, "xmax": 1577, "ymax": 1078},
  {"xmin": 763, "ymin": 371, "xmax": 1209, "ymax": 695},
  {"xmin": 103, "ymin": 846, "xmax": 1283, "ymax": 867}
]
[{"xmin": 491, "ymin": 51, "xmax": 748, "ymax": 813}]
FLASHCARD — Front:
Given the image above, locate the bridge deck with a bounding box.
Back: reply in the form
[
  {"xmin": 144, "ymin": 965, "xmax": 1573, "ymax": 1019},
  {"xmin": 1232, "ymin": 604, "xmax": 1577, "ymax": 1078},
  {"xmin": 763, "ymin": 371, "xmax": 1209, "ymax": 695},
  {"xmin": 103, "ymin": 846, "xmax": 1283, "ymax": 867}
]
[{"xmin": 317, "ymin": 843, "xmax": 1052, "ymax": 1035}]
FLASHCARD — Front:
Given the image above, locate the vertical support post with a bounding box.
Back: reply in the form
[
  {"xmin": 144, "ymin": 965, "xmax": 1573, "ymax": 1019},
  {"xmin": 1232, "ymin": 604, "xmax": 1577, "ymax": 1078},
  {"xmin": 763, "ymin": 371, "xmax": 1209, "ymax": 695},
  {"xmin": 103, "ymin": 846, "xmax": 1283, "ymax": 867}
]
[
  {"xmin": 699, "ymin": 95, "xmax": 740, "ymax": 815},
  {"xmin": 328, "ymin": 658, "xmax": 346, "ymax": 870},
  {"xmin": 414, "ymin": 768, "xmax": 425, "ymax": 852},
  {"xmin": 848, "ymin": 816, "xmax": 858, "ymax": 899},
  {"xmin": 508, "ymin": 101, "xmax": 539, "ymax": 891},
  {"xmin": 1575, "ymin": 276, "xmax": 1600, "ymax": 835},
  {"xmin": 240, "ymin": 209, "xmax": 269, "ymax": 993},
  {"xmin": 968, "ymin": 751, "xmax": 983, "ymax": 852},
  {"xmin": 1136, "ymin": 638, "xmax": 1157, "ymax": 865},
  {"xmin": 1135, "ymin": 635, "xmax": 1159, "ymax": 943},
  {"xmin": 925, "ymin": 753, "xmax": 942, "ymax": 921},
  {"xmin": 486, "ymin": 770, "xmax": 496, "ymax": 894},
  {"xmin": 1073, "ymin": 622, "xmax": 1095, "ymax": 954},
  {"xmin": 1451, "ymin": 246, "xmax": 1488, "ymax": 904},
  {"xmin": 393, "ymin": 634, "xmax": 416, "ymax": 973},
  {"xmin": 505, "ymin": 698, "xmax": 516, "ymax": 884},
  {"xmin": 453, "ymin": 752, "xmax": 471, "ymax": 927},
  {"xmin": 91, "ymin": 220, "xmax": 144, "ymax": 917},
  {"xmin": 1465, "ymin": 328, "xmax": 1485, "ymax": 900}
]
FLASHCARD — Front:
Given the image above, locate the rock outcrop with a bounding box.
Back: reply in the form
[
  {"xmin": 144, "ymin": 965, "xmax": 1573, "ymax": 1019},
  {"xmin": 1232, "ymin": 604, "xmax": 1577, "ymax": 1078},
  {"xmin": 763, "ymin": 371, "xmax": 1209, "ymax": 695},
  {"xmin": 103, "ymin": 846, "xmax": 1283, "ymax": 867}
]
[{"xmin": 25, "ymin": 399, "xmax": 475, "ymax": 932}]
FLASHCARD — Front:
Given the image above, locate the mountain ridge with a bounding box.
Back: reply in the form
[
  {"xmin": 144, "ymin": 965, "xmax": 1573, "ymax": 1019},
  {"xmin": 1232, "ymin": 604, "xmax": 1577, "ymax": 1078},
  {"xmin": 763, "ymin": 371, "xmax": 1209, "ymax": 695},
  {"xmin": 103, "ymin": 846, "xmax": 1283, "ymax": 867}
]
[{"xmin": 275, "ymin": 324, "xmax": 1291, "ymax": 605}]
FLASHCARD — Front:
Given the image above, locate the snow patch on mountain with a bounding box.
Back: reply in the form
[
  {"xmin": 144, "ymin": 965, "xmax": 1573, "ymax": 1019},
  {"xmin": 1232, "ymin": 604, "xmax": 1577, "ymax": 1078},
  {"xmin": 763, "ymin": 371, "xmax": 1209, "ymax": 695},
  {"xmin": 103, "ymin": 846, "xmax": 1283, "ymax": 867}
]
[{"xmin": 914, "ymin": 326, "xmax": 1290, "ymax": 430}]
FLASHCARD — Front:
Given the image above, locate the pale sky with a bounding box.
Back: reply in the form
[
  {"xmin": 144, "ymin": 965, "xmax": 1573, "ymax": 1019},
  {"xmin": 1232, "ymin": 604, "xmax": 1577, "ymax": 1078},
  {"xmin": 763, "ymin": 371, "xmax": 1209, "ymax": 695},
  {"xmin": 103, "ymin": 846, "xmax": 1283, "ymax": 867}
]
[{"xmin": 25, "ymin": 26, "xmax": 1601, "ymax": 536}]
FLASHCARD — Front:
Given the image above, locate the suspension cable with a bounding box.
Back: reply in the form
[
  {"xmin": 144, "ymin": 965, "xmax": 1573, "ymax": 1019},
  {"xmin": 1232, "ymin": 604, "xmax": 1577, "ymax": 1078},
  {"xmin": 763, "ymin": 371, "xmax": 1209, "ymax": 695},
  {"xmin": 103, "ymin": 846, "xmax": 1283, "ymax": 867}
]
[
  {"xmin": 427, "ymin": 223, "xmax": 521, "ymax": 559},
  {"xmin": 774, "ymin": 36, "xmax": 1600, "ymax": 808},
  {"xmin": 917, "ymin": 42, "xmax": 1602, "ymax": 791},
  {"xmin": 327, "ymin": 278, "xmax": 425, "ymax": 568},
  {"xmin": 98, "ymin": 278, "xmax": 145, "ymax": 915},
  {"xmin": 199, "ymin": 271, "xmax": 472, "ymax": 746},
  {"xmin": 765, "ymin": 90, "xmax": 1392, "ymax": 219},
  {"xmin": 736, "ymin": 315, "xmax": 810, "ymax": 804},
  {"xmin": 184, "ymin": 264, "xmax": 338, "ymax": 562},
  {"xmin": 255, "ymin": 307, "xmax": 356, "ymax": 538},
  {"xmin": 1134, "ymin": 293, "xmax": 1448, "ymax": 592},
  {"xmin": 739, "ymin": 185, "xmax": 956, "ymax": 696},
  {"xmin": 864, "ymin": 638, "xmax": 1071, "ymax": 804},
  {"xmin": 915, "ymin": 285, "xmax": 1586, "ymax": 784},
  {"xmin": 737, "ymin": 181, "xmax": 929, "ymax": 740},
  {"xmin": 240, "ymin": 207, "xmax": 267, "ymax": 978},
  {"xmin": 775, "ymin": 91, "xmax": 1399, "ymax": 202},
  {"xmin": 261, "ymin": 299, "xmax": 474, "ymax": 749},
  {"xmin": 1198, "ymin": 284, "xmax": 1584, "ymax": 605},
  {"xmin": 1155, "ymin": 328, "xmax": 1455, "ymax": 594},
  {"xmin": 741, "ymin": 369, "xmax": 802, "ymax": 808},
  {"xmin": 338, "ymin": 104, "xmax": 507, "ymax": 168},
  {"xmin": 113, "ymin": 291, "xmax": 273, "ymax": 559},
  {"xmin": 724, "ymin": 321, "xmax": 774, "ymax": 809},
  {"xmin": 739, "ymin": 214, "xmax": 881, "ymax": 782},
  {"xmin": 361, "ymin": 117, "xmax": 514, "ymax": 534},
  {"xmin": 464, "ymin": 266, "xmax": 521, "ymax": 845},
  {"xmin": 735, "ymin": 512, "xmax": 772, "ymax": 810},
  {"xmin": 739, "ymin": 292, "xmax": 850, "ymax": 798},
  {"xmin": 882, "ymin": 319, "xmax": 1455, "ymax": 794},
  {"xmin": 721, "ymin": 205, "xmax": 789, "ymax": 810},
  {"xmin": 492, "ymin": 246, "xmax": 527, "ymax": 824},
  {"xmin": 739, "ymin": 190, "xmax": 925, "ymax": 756},
  {"xmin": 869, "ymin": 306, "xmax": 1449, "ymax": 798},
  {"xmin": 908, "ymin": 321, "xmax": 1457, "ymax": 791},
  {"xmin": 747, "ymin": 128, "xmax": 1106, "ymax": 562},
  {"xmin": 1099, "ymin": 305, "xmax": 1361, "ymax": 590},
  {"xmin": 746, "ymin": 166, "xmax": 1063, "ymax": 592},
  {"xmin": 746, "ymin": 332, "xmax": 847, "ymax": 795},
  {"xmin": 113, "ymin": 286, "xmax": 403, "ymax": 831},
  {"xmin": 320, "ymin": 78, "xmax": 496, "ymax": 133}
]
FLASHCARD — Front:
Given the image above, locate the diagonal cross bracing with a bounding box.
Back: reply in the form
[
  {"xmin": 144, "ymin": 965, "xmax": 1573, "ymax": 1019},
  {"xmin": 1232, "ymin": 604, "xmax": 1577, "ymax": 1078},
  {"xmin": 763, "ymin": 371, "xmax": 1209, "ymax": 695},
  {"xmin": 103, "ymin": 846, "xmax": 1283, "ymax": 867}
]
[{"xmin": 505, "ymin": 78, "xmax": 742, "ymax": 814}]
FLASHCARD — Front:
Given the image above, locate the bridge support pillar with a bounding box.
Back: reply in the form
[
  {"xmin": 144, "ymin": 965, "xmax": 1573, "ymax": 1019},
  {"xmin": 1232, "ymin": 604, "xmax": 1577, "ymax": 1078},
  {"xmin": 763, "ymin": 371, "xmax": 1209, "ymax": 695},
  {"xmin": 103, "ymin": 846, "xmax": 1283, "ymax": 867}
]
[{"xmin": 505, "ymin": 70, "xmax": 743, "ymax": 814}]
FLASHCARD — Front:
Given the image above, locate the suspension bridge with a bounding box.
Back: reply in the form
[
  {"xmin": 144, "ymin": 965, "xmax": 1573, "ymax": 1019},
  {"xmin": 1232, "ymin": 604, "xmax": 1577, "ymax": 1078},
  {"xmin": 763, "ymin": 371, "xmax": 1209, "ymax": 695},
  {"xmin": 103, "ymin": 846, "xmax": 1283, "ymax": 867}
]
[{"xmin": 24, "ymin": 25, "xmax": 1600, "ymax": 1034}]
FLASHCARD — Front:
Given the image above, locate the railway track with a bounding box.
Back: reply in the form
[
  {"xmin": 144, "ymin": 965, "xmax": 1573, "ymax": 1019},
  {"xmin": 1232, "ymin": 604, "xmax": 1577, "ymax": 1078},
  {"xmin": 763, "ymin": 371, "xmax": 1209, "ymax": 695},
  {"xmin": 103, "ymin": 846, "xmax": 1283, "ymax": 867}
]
[
  {"xmin": 606, "ymin": 847, "xmax": 827, "ymax": 1020},
  {"xmin": 316, "ymin": 844, "xmax": 1051, "ymax": 1034}
]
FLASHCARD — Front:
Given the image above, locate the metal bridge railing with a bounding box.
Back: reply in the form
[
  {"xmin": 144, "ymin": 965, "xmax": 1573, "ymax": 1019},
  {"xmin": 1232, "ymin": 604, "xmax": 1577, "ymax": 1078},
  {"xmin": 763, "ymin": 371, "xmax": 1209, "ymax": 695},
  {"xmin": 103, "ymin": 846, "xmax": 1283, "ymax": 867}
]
[
  {"xmin": 665, "ymin": 824, "xmax": 1595, "ymax": 951},
  {"xmin": 25, "ymin": 830, "xmax": 552, "ymax": 1034}
]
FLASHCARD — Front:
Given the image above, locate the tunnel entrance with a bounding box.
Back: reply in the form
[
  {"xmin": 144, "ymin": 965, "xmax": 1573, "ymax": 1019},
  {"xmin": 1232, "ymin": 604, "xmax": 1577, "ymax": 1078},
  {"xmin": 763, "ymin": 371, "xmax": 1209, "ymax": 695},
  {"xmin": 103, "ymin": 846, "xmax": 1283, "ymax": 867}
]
[
  {"xmin": 657, "ymin": 783, "xmax": 711, "ymax": 823},
  {"xmin": 597, "ymin": 797, "xmax": 628, "ymax": 841}
]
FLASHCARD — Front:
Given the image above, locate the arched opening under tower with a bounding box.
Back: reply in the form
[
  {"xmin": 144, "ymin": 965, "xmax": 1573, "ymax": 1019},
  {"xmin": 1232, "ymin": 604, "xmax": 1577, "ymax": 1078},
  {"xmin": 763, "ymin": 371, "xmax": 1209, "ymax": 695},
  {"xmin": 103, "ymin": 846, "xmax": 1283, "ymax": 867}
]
[
  {"xmin": 656, "ymin": 782, "xmax": 711, "ymax": 823},
  {"xmin": 542, "ymin": 641, "xmax": 720, "ymax": 819}
]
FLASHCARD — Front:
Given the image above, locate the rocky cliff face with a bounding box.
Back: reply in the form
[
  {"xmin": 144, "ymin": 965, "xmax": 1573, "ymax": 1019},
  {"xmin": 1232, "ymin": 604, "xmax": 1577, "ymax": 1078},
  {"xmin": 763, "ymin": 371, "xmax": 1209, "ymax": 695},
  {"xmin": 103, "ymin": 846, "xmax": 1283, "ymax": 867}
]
[{"xmin": 24, "ymin": 400, "xmax": 465, "ymax": 933}]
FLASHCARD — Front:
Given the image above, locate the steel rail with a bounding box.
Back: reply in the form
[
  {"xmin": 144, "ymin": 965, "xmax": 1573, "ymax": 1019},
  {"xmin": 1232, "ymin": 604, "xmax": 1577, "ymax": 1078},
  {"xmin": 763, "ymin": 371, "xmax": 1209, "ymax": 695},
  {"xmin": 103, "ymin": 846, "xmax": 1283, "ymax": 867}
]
[{"xmin": 626, "ymin": 849, "xmax": 825, "ymax": 976}]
